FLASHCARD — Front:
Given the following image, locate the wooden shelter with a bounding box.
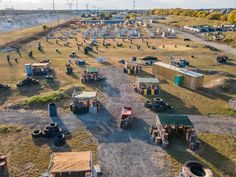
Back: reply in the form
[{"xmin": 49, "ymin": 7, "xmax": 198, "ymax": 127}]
[
  {"xmin": 31, "ymin": 62, "xmax": 51, "ymax": 76},
  {"xmin": 133, "ymin": 77, "xmax": 160, "ymax": 95},
  {"xmin": 151, "ymin": 114, "xmax": 198, "ymax": 149},
  {"xmin": 124, "ymin": 60, "xmax": 142, "ymax": 75},
  {"xmin": 152, "ymin": 62, "xmax": 204, "ymax": 90},
  {"xmin": 49, "ymin": 151, "xmax": 92, "ymax": 177}
]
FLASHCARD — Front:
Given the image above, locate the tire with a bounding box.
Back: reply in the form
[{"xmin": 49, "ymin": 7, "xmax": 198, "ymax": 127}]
[
  {"xmin": 32, "ymin": 129, "xmax": 42, "ymax": 138},
  {"xmin": 49, "ymin": 122, "xmax": 58, "ymax": 131},
  {"xmin": 43, "ymin": 126, "xmax": 52, "ymax": 138},
  {"xmin": 54, "ymin": 128, "xmax": 62, "ymax": 135},
  {"xmin": 153, "ymin": 97, "xmax": 163, "ymax": 104},
  {"xmin": 54, "ymin": 133, "xmax": 66, "ymax": 146}
]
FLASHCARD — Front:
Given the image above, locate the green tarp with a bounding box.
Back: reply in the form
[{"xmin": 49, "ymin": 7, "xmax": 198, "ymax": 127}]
[
  {"xmin": 156, "ymin": 114, "xmax": 193, "ymax": 127},
  {"xmin": 87, "ymin": 67, "xmax": 98, "ymax": 73}
]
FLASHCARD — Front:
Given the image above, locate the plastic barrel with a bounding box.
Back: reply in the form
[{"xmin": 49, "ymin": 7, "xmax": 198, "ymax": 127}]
[
  {"xmin": 48, "ymin": 103, "xmax": 57, "ymax": 117},
  {"xmin": 175, "ymin": 75, "xmax": 184, "ymax": 86},
  {"xmin": 143, "ymin": 89, "xmax": 147, "ymax": 95},
  {"xmin": 25, "ymin": 64, "xmax": 33, "ymax": 76},
  {"xmin": 151, "ymin": 89, "xmax": 155, "ymax": 95},
  {"xmin": 127, "ymin": 69, "xmax": 131, "ymax": 75}
]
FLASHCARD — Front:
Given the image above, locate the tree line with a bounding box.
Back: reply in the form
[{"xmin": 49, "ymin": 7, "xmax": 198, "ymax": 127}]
[{"xmin": 151, "ymin": 9, "xmax": 236, "ymax": 23}]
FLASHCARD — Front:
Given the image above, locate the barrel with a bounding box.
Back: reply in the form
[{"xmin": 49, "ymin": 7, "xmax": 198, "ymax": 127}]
[
  {"xmin": 151, "ymin": 89, "xmax": 155, "ymax": 95},
  {"xmin": 127, "ymin": 69, "xmax": 131, "ymax": 75},
  {"xmin": 175, "ymin": 75, "xmax": 184, "ymax": 86},
  {"xmin": 143, "ymin": 89, "xmax": 147, "ymax": 95},
  {"xmin": 48, "ymin": 103, "xmax": 57, "ymax": 117},
  {"xmin": 25, "ymin": 64, "xmax": 33, "ymax": 76},
  {"xmin": 155, "ymin": 136, "xmax": 162, "ymax": 145}
]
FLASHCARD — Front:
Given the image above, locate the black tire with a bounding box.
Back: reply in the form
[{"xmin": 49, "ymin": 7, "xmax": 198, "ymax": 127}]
[
  {"xmin": 54, "ymin": 133, "xmax": 66, "ymax": 146},
  {"xmin": 32, "ymin": 129, "xmax": 42, "ymax": 138},
  {"xmin": 153, "ymin": 97, "xmax": 163, "ymax": 104},
  {"xmin": 43, "ymin": 126, "xmax": 52, "ymax": 138},
  {"xmin": 49, "ymin": 122, "xmax": 58, "ymax": 131},
  {"xmin": 54, "ymin": 127, "xmax": 62, "ymax": 135}
]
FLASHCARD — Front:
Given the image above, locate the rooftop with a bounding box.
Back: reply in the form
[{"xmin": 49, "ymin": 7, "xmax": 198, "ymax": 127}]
[{"xmin": 156, "ymin": 114, "xmax": 194, "ymax": 127}]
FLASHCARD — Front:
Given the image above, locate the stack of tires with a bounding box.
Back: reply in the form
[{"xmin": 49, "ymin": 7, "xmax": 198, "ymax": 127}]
[{"xmin": 32, "ymin": 122, "xmax": 66, "ymax": 147}]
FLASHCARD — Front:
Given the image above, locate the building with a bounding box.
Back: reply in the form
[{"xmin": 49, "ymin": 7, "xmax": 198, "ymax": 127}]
[
  {"xmin": 49, "ymin": 151, "xmax": 93, "ymax": 177},
  {"xmin": 152, "ymin": 62, "xmax": 204, "ymax": 90}
]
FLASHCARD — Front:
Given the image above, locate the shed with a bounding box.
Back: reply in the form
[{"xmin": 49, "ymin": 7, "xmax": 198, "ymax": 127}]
[
  {"xmin": 152, "ymin": 62, "xmax": 204, "ymax": 90},
  {"xmin": 134, "ymin": 77, "xmax": 160, "ymax": 95},
  {"xmin": 49, "ymin": 151, "xmax": 92, "ymax": 177}
]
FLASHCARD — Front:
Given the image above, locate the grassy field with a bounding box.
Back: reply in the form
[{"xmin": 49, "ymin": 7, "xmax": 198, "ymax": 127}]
[
  {"xmin": 167, "ymin": 133, "xmax": 236, "ymax": 177},
  {"xmin": 0, "ymin": 24, "xmax": 236, "ymax": 115},
  {"xmin": 0, "ymin": 125, "xmax": 97, "ymax": 177}
]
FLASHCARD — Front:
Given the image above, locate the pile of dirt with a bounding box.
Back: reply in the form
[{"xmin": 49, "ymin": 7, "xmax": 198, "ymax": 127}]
[{"xmin": 204, "ymin": 77, "xmax": 236, "ymax": 93}]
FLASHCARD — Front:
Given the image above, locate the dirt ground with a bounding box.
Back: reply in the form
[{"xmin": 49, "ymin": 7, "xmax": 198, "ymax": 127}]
[
  {"xmin": 1, "ymin": 24, "xmax": 236, "ymax": 115},
  {"xmin": 1, "ymin": 67, "xmax": 236, "ymax": 177}
]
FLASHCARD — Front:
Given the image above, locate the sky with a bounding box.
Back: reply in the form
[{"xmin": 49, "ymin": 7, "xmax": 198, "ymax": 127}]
[{"xmin": 0, "ymin": 0, "xmax": 236, "ymax": 10}]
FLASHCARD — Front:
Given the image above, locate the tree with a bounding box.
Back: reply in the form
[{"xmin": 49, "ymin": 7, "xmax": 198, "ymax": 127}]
[
  {"xmin": 227, "ymin": 10, "xmax": 236, "ymax": 23},
  {"xmin": 207, "ymin": 12, "xmax": 224, "ymax": 20}
]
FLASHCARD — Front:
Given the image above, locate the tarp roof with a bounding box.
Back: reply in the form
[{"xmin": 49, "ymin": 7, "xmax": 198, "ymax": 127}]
[
  {"xmin": 156, "ymin": 114, "xmax": 194, "ymax": 127},
  {"xmin": 74, "ymin": 92, "xmax": 97, "ymax": 100},
  {"xmin": 50, "ymin": 151, "xmax": 92, "ymax": 173},
  {"xmin": 137, "ymin": 77, "xmax": 160, "ymax": 84},
  {"xmin": 87, "ymin": 67, "xmax": 99, "ymax": 73},
  {"xmin": 32, "ymin": 63, "xmax": 49, "ymax": 67}
]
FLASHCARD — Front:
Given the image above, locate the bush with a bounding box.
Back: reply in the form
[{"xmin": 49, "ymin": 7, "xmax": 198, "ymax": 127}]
[
  {"xmin": 25, "ymin": 91, "xmax": 67, "ymax": 105},
  {"xmin": 0, "ymin": 125, "xmax": 11, "ymax": 133},
  {"xmin": 227, "ymin": 10, "xmax": 236, "ymax": 23}
]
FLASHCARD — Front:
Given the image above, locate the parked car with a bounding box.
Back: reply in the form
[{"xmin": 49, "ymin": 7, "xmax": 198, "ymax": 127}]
[{"xmin": 142, "ymin": 56, "xmax": 158, "ymax": 61}]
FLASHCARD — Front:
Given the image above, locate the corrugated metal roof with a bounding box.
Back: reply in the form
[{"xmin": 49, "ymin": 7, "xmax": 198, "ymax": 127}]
[
  {"xmin": 137, "ymin": 77, "xmax": 160, "ymax": 83},
  {"xmin": 156, "ymin": 114, "xmax": 194, "ymax": 127},
  {"xmin": 154, "ymin": 62, "xmax": 204, "ymax": 78}
]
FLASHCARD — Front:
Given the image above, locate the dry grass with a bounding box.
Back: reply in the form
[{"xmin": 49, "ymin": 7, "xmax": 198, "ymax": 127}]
[
  {"xmin": 0, "ymin": 125, "xmax": 97, "ymax": 177},
  {"xmin": 0, "ymin": 25, "xmax": 236, "ymax": 115},
  {"xmin": 167, "ymin": 134, "xmax": 236, "ymax": 177},
  {"xmin": 161, "ymin": 15, "xmax": 229, "ymax": 27}
]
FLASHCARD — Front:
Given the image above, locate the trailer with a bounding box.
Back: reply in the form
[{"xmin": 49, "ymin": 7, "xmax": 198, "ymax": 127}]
[{"xmin": 152, "ymin": 62, "xmax": 204, "ymax": 90}]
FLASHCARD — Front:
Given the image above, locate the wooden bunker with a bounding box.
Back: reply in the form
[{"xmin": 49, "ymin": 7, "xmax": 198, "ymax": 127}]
[
  {"xmin": 124, "ymin": 60, "xmax": 142, "ymax": 75},
  {"xmin": 151, "ymin": 115, "xmax": 198, "ymax": 150},
  {"xmin": 49, "ymin": 151, "xmax": 93, "ymax": 177},
  {"xmin": 152, "ymin": 62, "xmax": 204, "ymax": 90},
  {"xmin": 81, "ymin": 67, "xmax": 104, "ymax": 83},
  {"xmin": 133, "ymin": 77, "xmax": 160, "ymax": 95}
]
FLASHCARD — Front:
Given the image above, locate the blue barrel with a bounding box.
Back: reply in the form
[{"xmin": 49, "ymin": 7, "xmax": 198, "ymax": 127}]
[
  {"xmin": 25, "ymin": 64, "xmax": 32, "ymax": 76},
  {"xmin": 48, "ymin": 103, "xmax": 57, "ymax": 117}
]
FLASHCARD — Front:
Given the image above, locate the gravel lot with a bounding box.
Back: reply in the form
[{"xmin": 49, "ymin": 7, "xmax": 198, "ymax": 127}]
[{"xmin": 1, "ymin": 66, "xmax": 236, "ymax": 177}]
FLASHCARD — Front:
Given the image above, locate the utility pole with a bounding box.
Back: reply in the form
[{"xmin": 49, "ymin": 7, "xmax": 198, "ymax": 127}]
[
  {"xmin": 53, "ymin": 0, "xmax": 55, "ymax": 11},
  {"xmin": 76, "ymin": 0, "xmax": 78, "ymax": 11},
  {"xmin": 133, "ymin": 0, "xmax": 135, "ymax": 11}
]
